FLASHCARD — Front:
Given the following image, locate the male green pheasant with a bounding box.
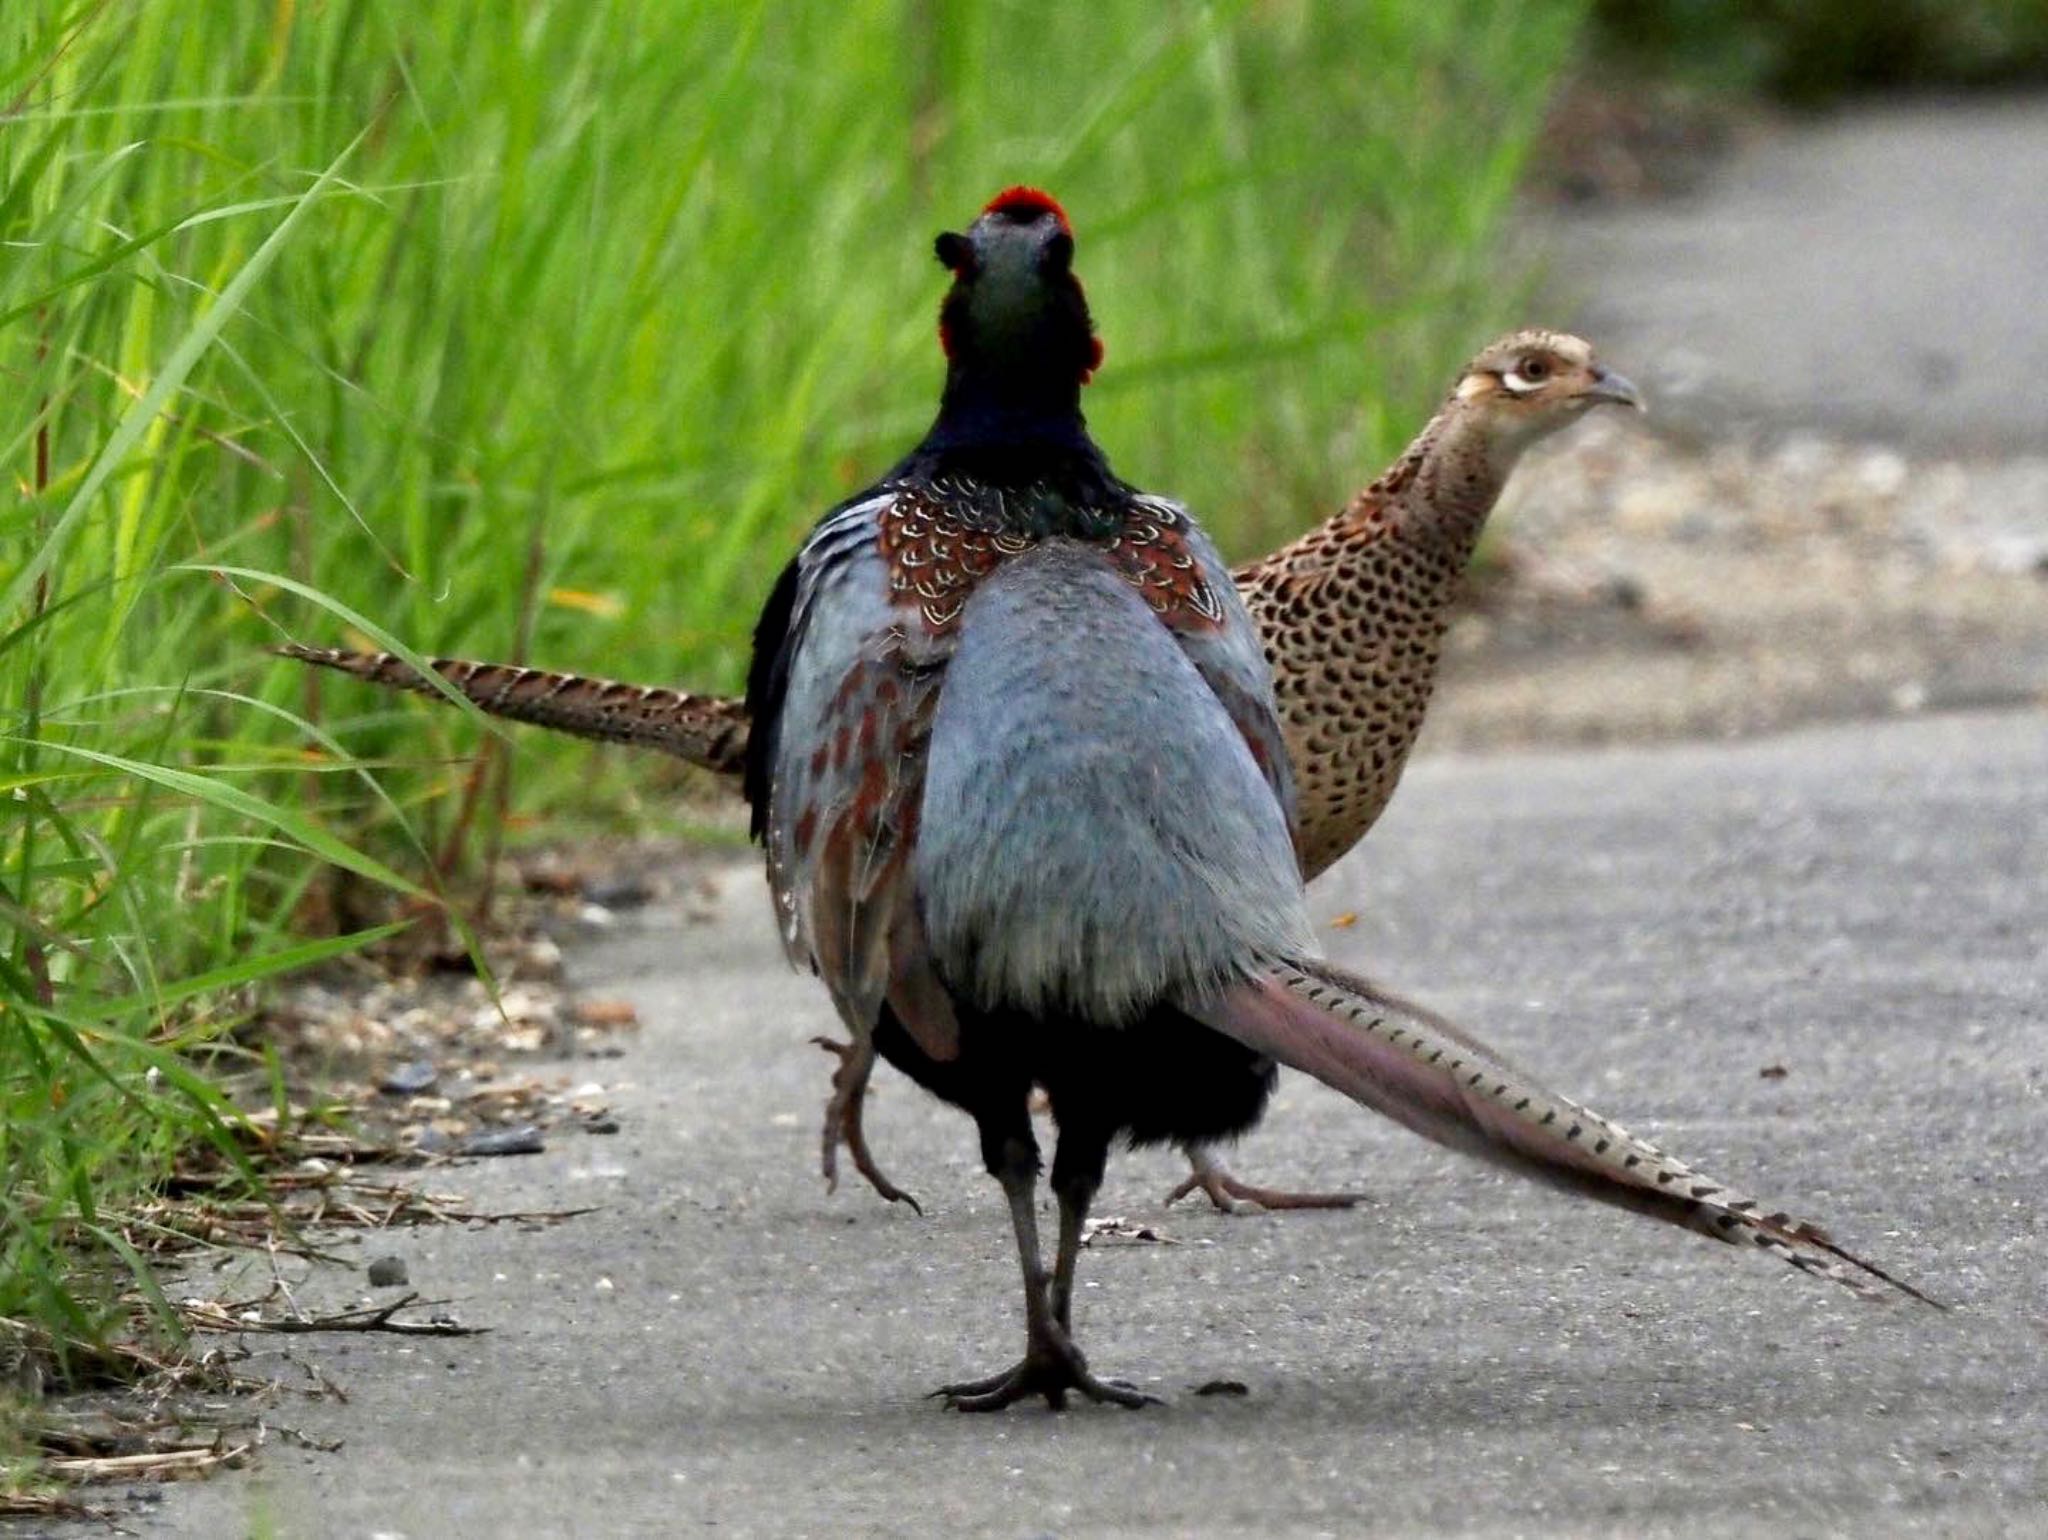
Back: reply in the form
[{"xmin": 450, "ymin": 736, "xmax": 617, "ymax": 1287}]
[{"xmin": 743, "ymin": 187, "xmax": 1922, "ymax": 1410}]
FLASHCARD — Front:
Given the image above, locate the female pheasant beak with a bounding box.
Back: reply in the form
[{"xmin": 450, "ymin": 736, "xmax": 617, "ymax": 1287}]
[{"xmin": 1585, "ymin": 365, "xmax": 1645, "ymax": 412}]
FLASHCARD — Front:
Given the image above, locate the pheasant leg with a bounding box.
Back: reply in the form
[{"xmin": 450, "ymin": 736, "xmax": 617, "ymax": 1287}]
[
  {"xmin": 1047, "ymin": 1177, "xmax": 1087, "ymax": 1333},
  {"xmin": 813, "ymin": 1039, "xmax": 1345, "ymax": 1219},
  {"xmin": 937, "ymin": 1142, "xmax": 1156, "ymax": 1413},
  {"xmin": 1163, "ymin": 1143, "xmax": 1361, "ymax": 1214},
  {"xmin": 811, "ymin": 1033, "xmax": 921, "ymax": 1213}
]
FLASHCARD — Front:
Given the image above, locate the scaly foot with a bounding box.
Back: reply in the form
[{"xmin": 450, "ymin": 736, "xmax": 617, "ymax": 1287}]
[
  {"xmin": 812, "ymin": 1034, "xmax": 922, "ymax": 1213},
  {"xmin": 933, "ymin": 1325, "xmax": 1158, "ymax": 1413},
  {"xmin": 1163, "ymin": 1155, "xmax": 1360, "ymax": 1215}
]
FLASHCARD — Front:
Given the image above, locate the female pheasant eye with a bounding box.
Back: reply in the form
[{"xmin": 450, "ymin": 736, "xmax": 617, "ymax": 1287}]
[{"xmin": 1501, "ymin": 355, "xmax": 1552, "ymax": 394}]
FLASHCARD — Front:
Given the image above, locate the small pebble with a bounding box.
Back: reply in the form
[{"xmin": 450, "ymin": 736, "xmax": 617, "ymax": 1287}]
[
  {"xmin": 583, "ymin": 1115, "xmax": 622, "ymax": 1136},
  {"xmin": 571, "ymin": 998, "xmax": 641, "ymax": 1029},
  {"xmin": 379, "ymin": 1059, "xmax": 439, "ymax": 1096},
  {"xmin": 366, "ymin": 1256, "xmax": 409, "ymax": 1288},
  {"xmin": 459, "ymin": 1124, "xmax": 546, "ymax": 1158},
  {"xmin": 586, "ymin": 873, "xmax": 656, "ymax": 910},
  {"xmin": 512, "ymin": 934, "xmax": 565, "ymax": 980}
]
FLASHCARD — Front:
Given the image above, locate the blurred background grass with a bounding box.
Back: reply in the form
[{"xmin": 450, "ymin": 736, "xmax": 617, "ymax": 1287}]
[
  {"xmin": 9, "ymin": 0, "xmax": 1585, "ymax": 835},
  {"xmin": 1590, "ymin": 0, "xmax": 2048, "ymax": 101},
  {"xmin": 8, "ymin": 0, "xmax": 2044, "ymax": 1449}
]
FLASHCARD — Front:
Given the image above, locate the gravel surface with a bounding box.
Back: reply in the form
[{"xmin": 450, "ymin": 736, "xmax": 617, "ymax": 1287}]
[
  {"xmin": 99, "ymin": 711, "xmax": 2046, "ymax": 1540},
  {"xmin": 1423, "ymin": 416, "xmax": 2048, "ymax": 751}
]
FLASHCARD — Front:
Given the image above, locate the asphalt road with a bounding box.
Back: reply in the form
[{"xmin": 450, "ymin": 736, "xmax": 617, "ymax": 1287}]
[
  {"xmin": 120, "ymin": 709, "xmax": 2045, "ymax": 1539},
  {"xmin": 1542, "ymin": 95, "xmax": 2048, "ymax": 457}
]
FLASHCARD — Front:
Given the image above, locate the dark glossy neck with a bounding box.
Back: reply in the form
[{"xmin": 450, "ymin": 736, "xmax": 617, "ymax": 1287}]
[
  {"xmin": 933, "ymin": 359, "xmax": 1085, "ymax": 433},
  {"xmin": 906, "ymin": 364, "xmax": 1103, "ymax": 488}
]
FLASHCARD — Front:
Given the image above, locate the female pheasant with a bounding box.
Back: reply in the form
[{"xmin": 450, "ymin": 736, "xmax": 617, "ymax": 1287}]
[
  {"xmin": 744, "ymin": 189, "xmax": 1922, "ymax": 1410},
  {"xmin": 277, "ymin": 331, "xmax": 1638, "ymax": 889},
  {"xmin": 282, "ymin": 218, "xmax": 1645, "ymax": 1214}
]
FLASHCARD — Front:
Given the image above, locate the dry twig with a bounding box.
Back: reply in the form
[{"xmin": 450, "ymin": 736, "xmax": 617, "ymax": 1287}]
[
  {"xmin": 180, "ymin": 1291, "xmax": 486, "ymax": 1338},
  {"xmin": 42, "ymin": 1439, "xmax": 255, "ymax": 1482}
]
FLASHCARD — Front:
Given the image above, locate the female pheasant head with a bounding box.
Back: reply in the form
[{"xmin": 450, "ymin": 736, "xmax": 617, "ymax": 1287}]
[
  {"xmin": 1447, "ymin": 328, "xmax": 1643, "ymax": 456},
  {"xmin": 933, "ymin": 187, "xmax": 1104, "ymax": 417},
  {"xmin": 1354, "ymin": 329, "xmax": 1642, "ymax": 548}
]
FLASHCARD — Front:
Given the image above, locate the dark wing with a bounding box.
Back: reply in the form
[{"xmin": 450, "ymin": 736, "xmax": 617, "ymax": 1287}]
[
  {"xmin": 1125, "ymin": 494, "xmax": 1298, "ymax": 842},
  {"xmin": 743, "ymin": 554, "xmax": 804, "ymax": 838},
  {"xmin": 745, "ymin": 491, "xmax": 961, "ymax": 1062}
]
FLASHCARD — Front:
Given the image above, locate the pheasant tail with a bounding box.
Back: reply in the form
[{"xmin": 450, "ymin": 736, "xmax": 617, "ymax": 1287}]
[
  {"xmin": 275, "ymin": 644, "xmax": 751, "ymax": 774},
  {"xmin": 1186, "ymin": 958, "xmax": 1936, "ymax": 1305}
]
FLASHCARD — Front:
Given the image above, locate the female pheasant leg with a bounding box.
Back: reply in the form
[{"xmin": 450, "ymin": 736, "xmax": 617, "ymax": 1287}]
[
  {"xmin": 818, "ymin": 1035, "xmax": 1354, "ymax": 1217},
  {"xmin": 810, "ymin": 1033, "xmax": 920, "ymax": 1212},
  {"xmin": 1163, "ymin": 1143, "xmax": 1362, "ymax": 1214}
]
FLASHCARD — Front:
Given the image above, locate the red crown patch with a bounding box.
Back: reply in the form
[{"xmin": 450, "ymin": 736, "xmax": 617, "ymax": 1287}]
[{"xmin": 981, "ymin": 185, "xmax": 1072, "ymax": 234}]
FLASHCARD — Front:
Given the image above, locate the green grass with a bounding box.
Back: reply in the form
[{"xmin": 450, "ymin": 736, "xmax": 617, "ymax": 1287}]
[{"xmin": 1, "ymin": 0, "xmax": 1584, "ymax": 1425}]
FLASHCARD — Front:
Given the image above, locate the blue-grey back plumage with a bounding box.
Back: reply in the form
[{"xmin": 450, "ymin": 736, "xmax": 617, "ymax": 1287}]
[{"xmin": 917, "ymin": 539, "xmax": 1315, "ymax": 1024}]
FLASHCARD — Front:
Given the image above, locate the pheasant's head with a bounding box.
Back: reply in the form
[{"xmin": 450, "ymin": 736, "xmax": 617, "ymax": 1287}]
[
  {"xmin": 1449, "ymin": 329, "xmax": 1642, "ymax": 454},
  {"xmin": 935, "ymin": 187, "xmax": 1104, "ymax": 397}
]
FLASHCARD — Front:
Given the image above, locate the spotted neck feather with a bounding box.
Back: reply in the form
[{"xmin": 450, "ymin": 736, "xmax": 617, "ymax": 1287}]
[{"xmin": 1236, "ymin": 401, "xmax": 1512, "ymax": 880}]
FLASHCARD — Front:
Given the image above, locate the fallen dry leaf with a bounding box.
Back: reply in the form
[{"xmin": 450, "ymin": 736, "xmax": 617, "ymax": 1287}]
[{"xmin": 571, "ymin": 997, "xmax": 640, "ymax": 1028}]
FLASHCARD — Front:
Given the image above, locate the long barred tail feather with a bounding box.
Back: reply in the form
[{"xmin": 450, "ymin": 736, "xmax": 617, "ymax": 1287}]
[
  {"xmin": 1185, "ymin": 957, "xmax": 1937, "ymax": 1306},
  {"xmin": 274, "ymin": 644, "xmax": 751, "ymax": 775}
]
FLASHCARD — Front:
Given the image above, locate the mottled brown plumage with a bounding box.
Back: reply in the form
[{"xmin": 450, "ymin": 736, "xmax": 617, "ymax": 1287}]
[
  {"xmin": 281, "ymin": 330, "xmax": 1634, "ymax": 882},
  {"xmin": 1244, "ymin": 327, "xmax": 1641, "ymax": 879}
]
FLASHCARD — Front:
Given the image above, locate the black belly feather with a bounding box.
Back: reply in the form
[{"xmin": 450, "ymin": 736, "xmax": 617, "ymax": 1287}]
[{"xmin": 872, "ymin": 1002, "xmax": 1276, "ymax": 1152}]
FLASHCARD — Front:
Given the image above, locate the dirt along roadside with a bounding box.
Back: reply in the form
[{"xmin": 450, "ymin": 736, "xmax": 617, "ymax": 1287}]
[{"xmin": 1444, "ymin": 91, "xmax": 2048, "ymax": 751}]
